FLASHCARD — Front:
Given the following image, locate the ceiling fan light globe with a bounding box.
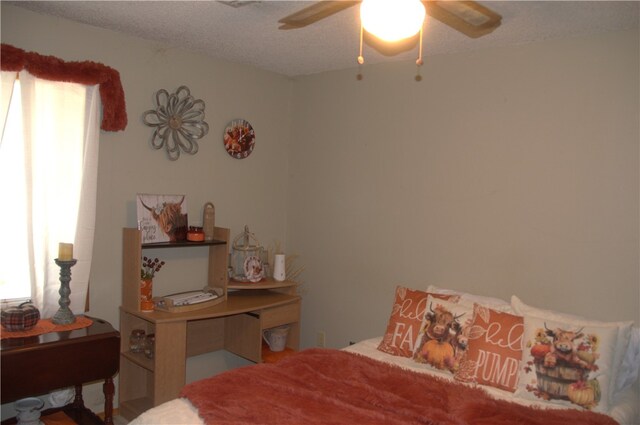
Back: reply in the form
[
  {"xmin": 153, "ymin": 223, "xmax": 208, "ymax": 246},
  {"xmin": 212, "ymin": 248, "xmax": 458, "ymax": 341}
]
[{"xmin": 360, "ymin": 0, "xmax": 425, "ymax": 42}]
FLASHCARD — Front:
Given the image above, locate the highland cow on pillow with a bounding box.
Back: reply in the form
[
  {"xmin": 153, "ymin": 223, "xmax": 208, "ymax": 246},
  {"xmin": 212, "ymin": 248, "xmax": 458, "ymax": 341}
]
[{"xmin": 414, "ymin": 299, "xmax": 470, "ymax": 373}]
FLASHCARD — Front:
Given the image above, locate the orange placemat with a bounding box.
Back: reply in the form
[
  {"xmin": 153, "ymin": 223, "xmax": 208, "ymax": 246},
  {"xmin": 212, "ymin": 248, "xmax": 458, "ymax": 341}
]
[{"xmin": 1, "ymin": 316, "xmax": 93, "ymax": 339}]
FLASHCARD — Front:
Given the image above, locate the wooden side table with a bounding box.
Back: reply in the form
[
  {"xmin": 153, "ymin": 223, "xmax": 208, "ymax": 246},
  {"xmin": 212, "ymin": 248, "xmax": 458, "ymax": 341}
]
[{"xmin": 1, "ymin": 317, "xmax": 120, "ymax": 425}]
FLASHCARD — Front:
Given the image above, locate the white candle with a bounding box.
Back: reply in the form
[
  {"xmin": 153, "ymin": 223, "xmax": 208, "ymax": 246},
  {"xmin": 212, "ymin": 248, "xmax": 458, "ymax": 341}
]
[{"xmin": 58, "ymin": 243, "xmax": 73, "ymax": 261}]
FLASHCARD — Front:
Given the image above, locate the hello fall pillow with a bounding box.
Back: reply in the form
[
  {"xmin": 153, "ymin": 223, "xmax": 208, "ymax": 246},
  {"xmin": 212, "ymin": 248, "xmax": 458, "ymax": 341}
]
[{"xmin": 378, "ymin": 286, "xmax": 454, "ymax": 358}]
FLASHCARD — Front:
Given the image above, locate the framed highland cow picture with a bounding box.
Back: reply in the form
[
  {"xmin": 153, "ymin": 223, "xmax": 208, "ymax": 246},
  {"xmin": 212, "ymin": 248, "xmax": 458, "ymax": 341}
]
[{"xmin": 136, "ymin": 194, "xmax": 188, "ymax": 244}]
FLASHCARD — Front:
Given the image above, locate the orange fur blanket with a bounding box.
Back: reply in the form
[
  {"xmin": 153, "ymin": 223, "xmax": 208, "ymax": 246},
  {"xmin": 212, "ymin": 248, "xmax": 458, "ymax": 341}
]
[{"xmin": 181, "ymin": 348, "xmax": 618, "ymax": 425}]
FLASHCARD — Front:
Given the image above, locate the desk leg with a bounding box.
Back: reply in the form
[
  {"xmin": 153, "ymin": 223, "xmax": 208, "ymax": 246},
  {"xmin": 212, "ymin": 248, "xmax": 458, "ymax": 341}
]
[
  {"xmin": 103, "ymin": 377, "xmax": 114, "ymax": 425},
  {"xmin": 154, "ymin": 321, "xmax": 187, "ymax": 405}
]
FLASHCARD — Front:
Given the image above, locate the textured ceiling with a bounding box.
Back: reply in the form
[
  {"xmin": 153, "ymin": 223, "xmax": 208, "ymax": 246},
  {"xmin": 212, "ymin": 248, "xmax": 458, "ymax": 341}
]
[{"xmin": 7, "ymin": 1, "xmax": 639, "ymax": 76}]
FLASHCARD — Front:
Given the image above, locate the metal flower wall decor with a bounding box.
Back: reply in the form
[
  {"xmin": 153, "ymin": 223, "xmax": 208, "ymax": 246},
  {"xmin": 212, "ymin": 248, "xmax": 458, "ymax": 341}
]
[{"xmin": 142, "ymin": 86, "xmax": 209, "ymax": 160}]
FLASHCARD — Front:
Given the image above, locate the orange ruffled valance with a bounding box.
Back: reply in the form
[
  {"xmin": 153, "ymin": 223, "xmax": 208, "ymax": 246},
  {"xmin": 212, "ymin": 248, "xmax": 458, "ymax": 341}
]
[{"xmin": 1, "ymin": 43, "xmax": 127, "ymax": 132}]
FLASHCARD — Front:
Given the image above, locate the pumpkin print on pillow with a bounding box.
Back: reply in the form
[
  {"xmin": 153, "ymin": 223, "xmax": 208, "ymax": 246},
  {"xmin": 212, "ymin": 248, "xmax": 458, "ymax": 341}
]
[
  {"xmin": 511, "ymin": 295, "xmax": 632, "ymax": 412},
  {"xmin": 377, "ymin": 286, "xmax": 455, "ymax": 358},
  {"xmin": 412, "ymin": 295, "xmax": 473, "ymax": 374},
  {"xmin": 453, "ymin": 304, "xmax": 524, "ymax": 392},
  {"xmin": 516, "ymin": 315, "xmax": 618, "ymax": 414}
]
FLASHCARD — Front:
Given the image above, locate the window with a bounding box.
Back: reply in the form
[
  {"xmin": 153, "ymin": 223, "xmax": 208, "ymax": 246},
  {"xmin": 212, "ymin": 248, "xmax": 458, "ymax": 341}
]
[
  {"xmin": 0, "ymin": 44, "xmax": 127, "ymax": 317},
  {"xmin": 0, "ymin": 71, "xmax": 99, "ymax": 316}
]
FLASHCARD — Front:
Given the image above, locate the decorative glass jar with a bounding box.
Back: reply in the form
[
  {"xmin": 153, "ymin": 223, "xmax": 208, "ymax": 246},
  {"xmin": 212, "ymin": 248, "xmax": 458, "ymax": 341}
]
[
  {"xmin": 130, "ymin": 329, "xmax": 146, "ymax": 353},
  {"xmin": 144, "ymin": 333, "xmax": 155, "ymax": 359}
]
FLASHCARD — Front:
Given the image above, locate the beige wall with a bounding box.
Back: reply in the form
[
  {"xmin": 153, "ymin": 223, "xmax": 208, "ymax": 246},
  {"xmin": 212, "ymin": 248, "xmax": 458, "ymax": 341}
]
[
  {"xmin": 1, "ymin": 4, "xmax": 291, "ymax": 416},
  {"xmin": 2, "ymin": 2, "xmax": 639, "ymax": 417},
  {"xmin": 1, "ymin": 5, "xmax": 294, "ymax": 325},
  {"xmin": 289, "ymin": 30, "xmax": 639, "ymax": 350}
]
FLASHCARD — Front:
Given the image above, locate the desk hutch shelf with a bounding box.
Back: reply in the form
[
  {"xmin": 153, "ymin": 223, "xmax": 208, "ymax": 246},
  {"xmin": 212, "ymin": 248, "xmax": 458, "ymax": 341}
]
[{"xmin": 119, "ymin": 227, "xmax": 301, "ymax": 421}]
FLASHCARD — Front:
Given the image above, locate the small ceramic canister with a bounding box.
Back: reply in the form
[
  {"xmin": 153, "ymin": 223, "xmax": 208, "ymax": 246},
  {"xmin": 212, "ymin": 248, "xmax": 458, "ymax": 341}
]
[
  {"xmin": 14, "ymin": 397, "xmax": 44, "ymax": 425},
  {"xmin": 273, "ymin": 254, "xmax": 286, "ymax": 281},
  {"xmin": 187, "ymin": 226, "xmax": 205, "ymax": 242},
  {"xmin": 203, "ymin": 202, "xmax": 215, "ymax": 241}
]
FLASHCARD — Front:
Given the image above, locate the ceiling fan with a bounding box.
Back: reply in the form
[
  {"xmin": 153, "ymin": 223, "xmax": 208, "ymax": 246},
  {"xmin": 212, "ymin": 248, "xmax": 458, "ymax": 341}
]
[{"xmin": 278, "ymin": 1, "xmax": 502, "ymax": 39}]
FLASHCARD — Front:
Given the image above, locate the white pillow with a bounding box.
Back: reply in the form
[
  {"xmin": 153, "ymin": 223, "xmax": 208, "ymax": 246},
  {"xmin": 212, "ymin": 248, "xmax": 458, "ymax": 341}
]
[
  {"xmin": 615, "ymin": 326, "xmax": 640, "ymax": 395},
  {"xmin": 426, "ymin": 284, "xmax": 512, "ymax": 312},
  {"xmin": 511, "ymin": 296, "xmax": 632, "ymax": 413}
]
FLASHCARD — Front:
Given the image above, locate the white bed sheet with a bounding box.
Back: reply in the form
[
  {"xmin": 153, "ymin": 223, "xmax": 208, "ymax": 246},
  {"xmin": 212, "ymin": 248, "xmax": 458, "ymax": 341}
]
[{"xmin": 129, "ymin": 337, "xmax": 639, "ymax": 425}]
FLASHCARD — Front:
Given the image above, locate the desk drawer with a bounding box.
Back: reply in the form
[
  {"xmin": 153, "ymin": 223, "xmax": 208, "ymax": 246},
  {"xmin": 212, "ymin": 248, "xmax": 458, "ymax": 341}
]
[{"xmin": 261, "ymin": 302, "xmax": 300, "ymax": 329}]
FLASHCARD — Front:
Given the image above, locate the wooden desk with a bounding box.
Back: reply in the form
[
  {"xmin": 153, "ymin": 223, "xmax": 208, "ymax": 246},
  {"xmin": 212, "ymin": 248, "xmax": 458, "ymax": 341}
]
[
  {"xmin": 1, "ymin": 317, "xmax": 120, "ymax": 425},
  {"xmin": 119, "ymin": 227, "xmax": 301, "ymax": 421},
  {"xmin": 119, "ymin": 289, "xmax": 301, "ymax": 420}
]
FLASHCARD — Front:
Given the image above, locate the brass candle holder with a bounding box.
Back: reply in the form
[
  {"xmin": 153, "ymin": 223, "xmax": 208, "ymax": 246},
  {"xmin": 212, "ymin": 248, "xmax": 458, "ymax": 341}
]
[{"xmin": 51, "ymin": 258, "xmax": 77, "ymax": 325}]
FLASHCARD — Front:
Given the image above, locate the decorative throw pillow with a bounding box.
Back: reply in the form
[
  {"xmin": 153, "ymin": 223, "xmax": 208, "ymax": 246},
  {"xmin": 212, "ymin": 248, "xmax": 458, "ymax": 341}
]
[
  {"xmin": 615, "ymin": 327, "xmax": 640, "ymax": 394},
  {"xmin": 412, "ymin": 295, "xmax": 473, "ymax": 375},
  {"xmin": 426, "ymin": 284, "xmax": 512, "ymax": 312},
  {"xmin": 454, "ymin": 304, "xmax": 524, "ymax": 392},
  {"xmin": 377, "ymin": 286, "xmax": 454, "ymax": 357},
  {"xmin": 511, "ymin": 296, "xmax": 632, "ymax": 414}
]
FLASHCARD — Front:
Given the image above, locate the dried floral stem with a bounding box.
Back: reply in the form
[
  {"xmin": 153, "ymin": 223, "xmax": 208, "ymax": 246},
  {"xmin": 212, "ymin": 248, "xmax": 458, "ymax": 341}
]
[{"xmin": 141, "ymin": 256, "xmax": 165, "ymax": 280}]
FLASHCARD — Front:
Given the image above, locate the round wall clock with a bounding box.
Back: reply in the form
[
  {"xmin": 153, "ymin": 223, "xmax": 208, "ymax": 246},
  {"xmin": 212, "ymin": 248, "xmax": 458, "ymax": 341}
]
[{"xmin": 223, "ymin": 119, "xmax": 255, "ymax": 159}]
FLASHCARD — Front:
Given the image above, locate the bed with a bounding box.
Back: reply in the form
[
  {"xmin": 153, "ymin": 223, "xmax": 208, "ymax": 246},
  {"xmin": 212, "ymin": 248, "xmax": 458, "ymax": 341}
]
[{"xmin": 129, "ymin": 286, "xmax": 639, "ymax": 425}]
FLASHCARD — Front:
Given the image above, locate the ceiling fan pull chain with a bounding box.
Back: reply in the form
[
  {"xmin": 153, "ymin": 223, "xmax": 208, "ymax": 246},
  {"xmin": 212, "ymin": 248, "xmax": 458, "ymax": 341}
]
[
  {"xmin": 415, "ymin": 25, "xmax": 424, "ymax": 81},
  {"xmin": 416, "ymin": 26, "xmax": 424, "ymax": 67},
  {"xmin": 357, "ymin": 23, "xmax": 365, "ymax": 66},
  {"xmin": 357, "ymin": 22, "xmax": 365, "ymax": 80}
]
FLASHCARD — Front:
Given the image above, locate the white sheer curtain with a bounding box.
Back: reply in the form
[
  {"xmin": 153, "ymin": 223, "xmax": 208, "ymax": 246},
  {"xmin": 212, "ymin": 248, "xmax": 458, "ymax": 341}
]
[
  {"xmin": 0, "ymin": 70, "xmax": 100, "ymax": 317},
  {"xmin": 0, "ymin": 71, "xmax": 16, "ymax": 138}
]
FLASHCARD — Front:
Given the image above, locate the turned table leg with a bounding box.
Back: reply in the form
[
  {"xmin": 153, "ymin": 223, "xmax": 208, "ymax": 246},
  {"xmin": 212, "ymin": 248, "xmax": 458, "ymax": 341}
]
[
  {"xmin": 73, "ymin": 384, "xmax": 84, "ymax": 409},
  {"xmin": 103, "ymin": 377, "xmax": 114, "ymax": 425}
]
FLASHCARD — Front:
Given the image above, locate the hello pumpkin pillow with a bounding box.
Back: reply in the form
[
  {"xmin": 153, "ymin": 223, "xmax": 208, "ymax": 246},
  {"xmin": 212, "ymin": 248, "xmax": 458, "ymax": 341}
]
[
  {"xmin": 377, "ymin": 286, "xmax": 454, "ymax": 358},
  {"xmin": 453, "ymin": 304, "xmax": 524, "ymax": 392}
]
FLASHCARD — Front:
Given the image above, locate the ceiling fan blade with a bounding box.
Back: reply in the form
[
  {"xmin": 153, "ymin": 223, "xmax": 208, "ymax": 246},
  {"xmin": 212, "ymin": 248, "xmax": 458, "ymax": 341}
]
[
  {"xmin": 424, "ymin": 1, "xmax": 501, "ymax": 38},
  {"xmin": 278, "ymin": 1, "xmax": 359, "ymax": 30}
]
